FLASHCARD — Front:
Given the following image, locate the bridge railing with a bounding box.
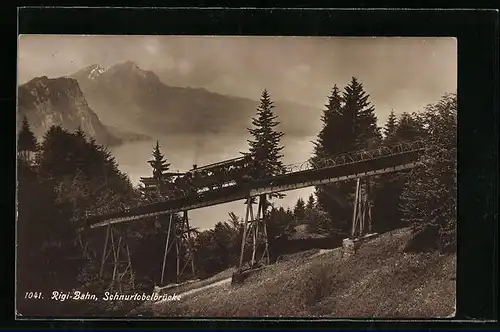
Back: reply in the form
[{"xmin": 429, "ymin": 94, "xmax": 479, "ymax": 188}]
[{"xmin": 283, "ymin": 139, "xmax": 426, "ymax": 174}]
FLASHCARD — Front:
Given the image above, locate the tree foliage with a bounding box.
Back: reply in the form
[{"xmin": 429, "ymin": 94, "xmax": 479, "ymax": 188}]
[
  {"xmin": 193, "ymin": 212, "xmax": 243, "ymax": 276},
  {"xmin": 311, "ymin": 85, "xmax": 345, "ymax": 160},
  {"xmin": 311, "ymin": 78, "xmax": 381, "ymax": 236},
  {"xmin": 342, "ymin": 77, "xmax": 381, "ymax": 149},
  {"xmin": 18, "ymin": 115, "xmax": 37, "ymax": 153},
  {"xmin": 246, "ymin": 89, "xmax": 286, "ymax": 200},
  {"xmin": 370, "ymin": 110, "xmax": 427, "ymax": 233},
  {"xmin": 148, "ymin": 141, "xmax": 171, "ymax": 192},
  {"xmin": 293, "ymin": 198, "xmax": 306, "ymax": 225},
  {"xmin": 384, "ymin": 109, "xmax": 397, "ymax": 140},
  {"xmin": 17, "ymin": 123, "xmax": 141, "ymax": 315},
  {"xmin": 400, "ymin": 93, "xmax": 457, "ymax": 251}
]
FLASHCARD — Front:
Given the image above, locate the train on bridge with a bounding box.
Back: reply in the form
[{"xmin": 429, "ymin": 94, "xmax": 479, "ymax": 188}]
[{"xmin": 140, "ymin": 154, "xmax": 265, "ymax": 199}]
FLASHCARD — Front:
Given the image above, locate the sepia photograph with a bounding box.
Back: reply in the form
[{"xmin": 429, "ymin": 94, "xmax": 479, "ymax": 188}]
[{"xmin": 16, "ymin": 35, "xmax": 457, "ymax": 318}]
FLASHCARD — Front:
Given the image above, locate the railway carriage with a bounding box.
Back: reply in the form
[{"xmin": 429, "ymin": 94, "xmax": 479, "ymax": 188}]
[{"xmin": 136, "ymin": 154, "xmax": 263, "ymax": 203}]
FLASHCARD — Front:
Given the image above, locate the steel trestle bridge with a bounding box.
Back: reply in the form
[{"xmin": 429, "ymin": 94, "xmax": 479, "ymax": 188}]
[
  {"xmin": 86, "ymin": 140, "xmax": 425, "ymax": 228},
  {"xmin": 82, "ymin": 139, "xmax": 426, "ymax": 287}
]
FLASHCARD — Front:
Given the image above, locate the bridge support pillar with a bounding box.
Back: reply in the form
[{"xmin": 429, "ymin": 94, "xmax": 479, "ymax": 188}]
[
  {"xmin": 342, "ymin": 238, "xmax": 358, "ymax": 259},
  {"xmin": 160, "ymin": 211, "xmax": 196, "ymax": 285},
  {"xmin": 99, "ymin": 224, "xmax": 135, "ymax": 292},
  {"xmin": 351, "ymin": 177, "xmax": 373, "ymax": 240},
  {"xmin": 236, "ymin": 194, "xmax": 270, "ymax": 275}
]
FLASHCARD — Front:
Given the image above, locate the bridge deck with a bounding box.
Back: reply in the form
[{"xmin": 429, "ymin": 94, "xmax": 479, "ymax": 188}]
[{"xmin": 85, "ymin": 149, "xmax": 423, "ymax": 229}]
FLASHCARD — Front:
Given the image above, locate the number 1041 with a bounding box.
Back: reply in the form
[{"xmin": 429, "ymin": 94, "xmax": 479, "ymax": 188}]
[{"xmin": 24, "ymin": 292, "xmax": 42, "ymax": 299}]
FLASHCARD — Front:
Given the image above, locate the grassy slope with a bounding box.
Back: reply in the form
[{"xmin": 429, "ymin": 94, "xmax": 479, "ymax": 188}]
[
  {"xmin": 157, "ymin": 268, "xmax": 235, "ymax": 296},
  {"xmin": 139, "ymin": 227, "xmax": 456, "ymax": 318}
]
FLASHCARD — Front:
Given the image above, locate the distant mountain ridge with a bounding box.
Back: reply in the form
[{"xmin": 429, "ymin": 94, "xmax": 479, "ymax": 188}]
[
  {"xmin": 17, "ymin": 75, "xmax": 153, "ymax": 146},
  {"xmin": 17, "ymin": 76, "xmax": 121, "ymax": 146},
  {"xmin": 70, "ymin": 61, "xmax": 320, "ymax": 139}
]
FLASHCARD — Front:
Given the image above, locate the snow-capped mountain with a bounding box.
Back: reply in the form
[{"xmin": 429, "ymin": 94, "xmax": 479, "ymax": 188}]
[
  {"xmin": 70, "ymin": 61, "xmax": 320, "ymax": 138},
  {"xmin": 88, "ymin": 65, "xmax": 107, "ymax": 80}
]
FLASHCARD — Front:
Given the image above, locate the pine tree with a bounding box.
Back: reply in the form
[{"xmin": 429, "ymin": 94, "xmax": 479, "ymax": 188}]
[
  {"xmin": 147, "ymin": 141, "xmax": 171, "ymax": 196},
  {"xmin": 311, "ymin": 78, "xmax": 382, "ymax": 236},
  {"xmin": 311, "ymin": 85, "xmax": 345, "ymax": 161},
  {"xmin": 309, "ymin": 86, "xmax": 348, "ymax": 234},
  {"xmin": 247, "ymin": 89, "xmax": 286, "ymax": 180},
  {"xmin": 342, "ymin": 77, "xmax": 381, "ymax": 149},
  {"xmin": 73, "ymin": 126, "xmax": 88, "ymax": 172},
  {"xmin": 303, "ymin": 194, "xmax": 316, "ymax": 230},
  {"xmin": 18, "ymin": 115, "xmax": 38, "ymax": 162},
  {"xmin": 38, "ymin": 125, "xmax": 72, "ymax": 179},
  {"xmin": 75, "ymin": 125, "xmax": 85, "ymax": 138},
  {"xmin": 293, "ymin": 198, "xmax": 306, "ymax": 225},
  {"xmin": 306, "ymin": 194, "xmax": 315, "ymax": 211},
  {"xmin": 373, "ymin": 111, "xmax": 426, "ymax": 233},
  {"xmin": 395, "ymin": 112, "xmax": 425, "ymax": 141},
  {"xmin": 18, "ymin": 124, "xmax": 141, "ymax": 298},
  {"xmin": 384, "ymin": 109, "xmax": 398, "ymax": 141}
]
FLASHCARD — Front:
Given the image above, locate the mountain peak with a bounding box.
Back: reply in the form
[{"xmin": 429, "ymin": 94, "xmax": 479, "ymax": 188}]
[
  {"xmin": 106, "ymin": 61, "xmax": 160, "ymax": 82},
  {"xmin": 71, "ymin": 64, "xmax": 107, "ymax": 81},
  {"xmin": 122, "ymin": 60, "xmax": 139, "ymax": 67},
  {"xmin": 111, "ymin": 61, "xmax": 142, "ymax": 72},
  {"xmin": 22, "ymin": 76, "xmax": 81, "ymax": 94},
  {"xmin": 88, "ymin": 64, "xmax": 107, "ymax": 80}
]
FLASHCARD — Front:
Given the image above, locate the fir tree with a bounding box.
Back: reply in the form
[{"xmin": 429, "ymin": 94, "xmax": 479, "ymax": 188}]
[
  {"xmin": 311, "ymin": 85, "xmax": 345, "ymax": 161},
  {"xmin": 246, "ymin": 89, "xmax": 286, "ymax": 200},
  {"xmin": 147, "ymin": 141, "xmax": 171, "ymax": 196},
  {"xmin": 75, "ymin": 125, "xmax": 85, "ymax": 139},
  {"xmin": 73, "ymin": 126, "xmax": 88, "ymax": 172},
  {"xmin": 373, "ymin": 111, "xmax": 426, "ymax": 233},
  {"xmin": 395, "ymin": 112, "xmax": 425, "ymax": 141},
  {"xmin": 247, "ymin": 89, "xmax": 286, "ymax": 180},
  {"xmin": 310, "ymin": 86, "xmax": 352, "ymax": 235},
  {"xmin": 303, "ymin": 194, "xmax": 317, "ymax": 231},
  {"xmin": 306, "ymin": 194, "xmax": 315, "ymax": 211},
  {"xmin": 342, "ymin": 77, "xmax": 381, "ymax": 149},
  {"xmin": 38, "ymin": 125, "xmax": 73, "ymax": 179},
  {"xmin": 18, "ymin": 124, "xmax": 141, "ymax": 301},
  {"xmin": 384, "ymin": 109, "xmax": 398, "ymax": 141},
  {"xmin": 293, "ymin": 198, "xmax": 306, "ymax": 225},
  {"xmin": 311, "ymin": 78, "xmax": 382, "ymax": 236},
  {"xmin": 18, "ymin": 115, "xmax": 37, "ymax": 162},
  {"xmin": 309, "ymin": 87, "xmax": 347, "ymax": 234}
]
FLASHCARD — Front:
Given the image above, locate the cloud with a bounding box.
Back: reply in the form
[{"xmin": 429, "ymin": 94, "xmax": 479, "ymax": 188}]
[
  {"xmin": 286, "ymin": 64, "xmax": 311, "ymax": 84},
  {"xmin": 177, "ymin": 59, "xmax": 193, "ymax": 75}
]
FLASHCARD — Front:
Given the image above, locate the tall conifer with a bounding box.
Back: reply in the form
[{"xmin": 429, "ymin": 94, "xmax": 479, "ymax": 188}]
[
  {"xmin": 384, "ymin": 109, "xmax": 398, "ymax": 141},
  {"xmin": 246, "ymin": 89, "xmax": 286, "ymax": 200},
  {"xmin": 18, "ymin": 115, "xmax": 37, "ymax": 162},
  {"xmin": 147, "ymin": 141, "xmax": 171, "ymax": 196},
  {"xmin": 342, "ymin": 77, "xmax": 381, "ymax": 149},
  {"xmin": 312, "ymin": 78, "xmax": 382, "ymax": 235}
]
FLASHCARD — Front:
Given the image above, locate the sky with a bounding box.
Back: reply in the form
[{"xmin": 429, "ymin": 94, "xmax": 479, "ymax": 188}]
[
  {"xmin": 18, "ymin": 35, "xmax": 457, "ymax": 125},
  {"xmin": 17, "ymin": 35, "xmax": 457, "ymax": 230}
]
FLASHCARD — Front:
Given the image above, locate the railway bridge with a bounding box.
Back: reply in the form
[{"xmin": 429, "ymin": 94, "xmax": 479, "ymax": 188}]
[{"xmin": 81, "ymin": 140, "xmax": 426, "ymax": 289}]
